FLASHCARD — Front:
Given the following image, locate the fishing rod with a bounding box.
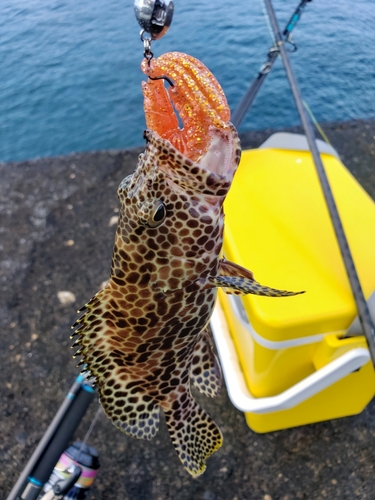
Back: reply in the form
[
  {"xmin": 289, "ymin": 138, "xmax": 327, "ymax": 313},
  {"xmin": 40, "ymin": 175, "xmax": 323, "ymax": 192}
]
[
  {"xmin": 6, "ymin": 375, "xmax": 96, "ymax": 500},
  {"xmin": 231, "ymin": 0, "xmax": 311, "ymax": 129},
  {"xmin": 261, "ymin": 0, "xmax": 375, "ymax": 365}
]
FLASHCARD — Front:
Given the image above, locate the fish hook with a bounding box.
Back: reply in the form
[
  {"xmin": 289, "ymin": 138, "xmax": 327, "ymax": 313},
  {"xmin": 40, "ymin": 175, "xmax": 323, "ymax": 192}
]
[
  {"xmin": 148, "ymin": 75, "xmax": 175, "ymax": 87},
  {"xmin": 139, "ymin": 30, "xmax": 174, "ymax": 85}
]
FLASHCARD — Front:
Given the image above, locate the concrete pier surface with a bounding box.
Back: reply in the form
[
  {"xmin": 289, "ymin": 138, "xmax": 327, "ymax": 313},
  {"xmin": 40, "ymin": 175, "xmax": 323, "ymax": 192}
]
[{"xmin": 1, "ymin": 119, "xmax": 375, "ymax": 500}]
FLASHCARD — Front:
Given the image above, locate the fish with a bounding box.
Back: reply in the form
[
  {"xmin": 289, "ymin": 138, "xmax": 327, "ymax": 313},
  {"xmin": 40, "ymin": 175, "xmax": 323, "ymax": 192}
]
[{"xmin": 71, "ymin": 51, "xmax": 303, "ymax": 477}]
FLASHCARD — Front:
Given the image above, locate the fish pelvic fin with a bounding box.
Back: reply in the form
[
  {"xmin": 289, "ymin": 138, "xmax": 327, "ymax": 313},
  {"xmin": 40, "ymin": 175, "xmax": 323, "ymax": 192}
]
[
  {"xmin": 209, "ymin": 275, "xmax": 304, "ymax": 297},
  {"xmin": 165, "ymin": 397, "xmax": 223, "ymax": 477},
  {"xmin": 190, "ymin": 329, "xmax": 222, "ymax": 397}
]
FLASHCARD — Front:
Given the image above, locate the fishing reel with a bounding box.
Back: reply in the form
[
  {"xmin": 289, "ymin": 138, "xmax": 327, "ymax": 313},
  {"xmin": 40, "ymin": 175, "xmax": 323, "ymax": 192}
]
[{"xmin": 134, "ymin": 0, "xmax": 174, "ymax": 60}]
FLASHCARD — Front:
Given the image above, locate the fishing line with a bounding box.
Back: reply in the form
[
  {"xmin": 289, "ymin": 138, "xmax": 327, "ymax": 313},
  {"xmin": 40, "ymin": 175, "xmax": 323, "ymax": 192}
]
[
  {"xmin": 303, "ymin": 100, "xmax": 332, "ymax": 145},
  {"xmin": 232, "ymin": 0, "xmax": 311, "ymax": 128},
  {"xmin": 259, "ymin": 0, "xmax": 276, "ymax": 45},
  {"xmin": 77, "ymin": 405, "xmax": 102, "ymax": 460}
]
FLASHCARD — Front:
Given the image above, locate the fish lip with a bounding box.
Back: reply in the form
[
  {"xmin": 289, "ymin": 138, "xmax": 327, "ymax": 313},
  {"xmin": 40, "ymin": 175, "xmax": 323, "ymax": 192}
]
[
  {"xmin": 145, "ymin": 124, "xmax": 240, "ymax": 197},
  {"xmin": 196, "ymin": 125, "xmax": 238, "ymax": 180}
]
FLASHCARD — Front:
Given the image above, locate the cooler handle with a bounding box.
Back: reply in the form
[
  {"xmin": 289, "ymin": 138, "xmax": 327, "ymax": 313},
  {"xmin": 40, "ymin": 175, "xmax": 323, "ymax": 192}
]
[{"xmin": 210, "ymin": 302, "xmax": 370, "ymax": 414}]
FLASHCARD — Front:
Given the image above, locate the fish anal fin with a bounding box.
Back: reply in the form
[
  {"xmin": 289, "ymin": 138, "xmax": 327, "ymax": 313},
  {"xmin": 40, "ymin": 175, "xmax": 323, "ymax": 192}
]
[
  {"xmin": 209, "ymin": 275, "xmax": 305, "ymax": 297},
  {"xmin": 191, "ymin": 329, "xmax": 222, "ymax": 397},
  {"xmin": 165, "ymin": 398, "xmax": 223, "ymax": 477}
]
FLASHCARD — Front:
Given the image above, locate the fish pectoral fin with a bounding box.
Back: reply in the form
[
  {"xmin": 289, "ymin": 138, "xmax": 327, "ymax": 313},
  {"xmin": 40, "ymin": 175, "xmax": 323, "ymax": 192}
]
[
  {"xmin": 190, "ymin": 329, "xmax": 222, "ymax": 397},
  {"xmin": 165, "ymin": 398, "xmax": 223, "ymax": 477},
  {"xmin": 106, "ymin": 393, "xmax": 160, "ymax": 441},
  {"xmin": 218, "ymin": 258, "xmax": 254, "ymax": 280},
  {"xmin": 208, "ymin": 275, "xmax": 305, "ymax": 297},
  {"xmin": 215, "ymin": 258, "xmax": 304, "ymax": 296}
]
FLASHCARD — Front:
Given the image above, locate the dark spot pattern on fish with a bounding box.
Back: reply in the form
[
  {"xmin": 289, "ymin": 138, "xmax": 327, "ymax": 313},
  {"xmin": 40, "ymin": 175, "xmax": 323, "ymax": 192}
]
[{"xmin": 72, "ymin": 51, "xmax": 300, "ymax": 478}]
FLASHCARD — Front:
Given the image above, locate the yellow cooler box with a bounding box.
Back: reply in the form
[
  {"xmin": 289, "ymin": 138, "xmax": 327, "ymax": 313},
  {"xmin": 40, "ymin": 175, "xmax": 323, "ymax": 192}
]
[{"xmin": 210, "ymin": 133, "xmax": 375, "ymax": 433}]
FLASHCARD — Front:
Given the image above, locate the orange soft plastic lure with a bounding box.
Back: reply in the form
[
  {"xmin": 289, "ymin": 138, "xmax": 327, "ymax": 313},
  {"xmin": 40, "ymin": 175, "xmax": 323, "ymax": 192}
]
[{"xmin": 141, "ymin": 52, "xmax": 230, "ymax": 162}]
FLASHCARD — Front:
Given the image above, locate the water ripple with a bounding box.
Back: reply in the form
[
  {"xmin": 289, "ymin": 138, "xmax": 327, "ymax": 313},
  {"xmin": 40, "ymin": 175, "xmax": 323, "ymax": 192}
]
[{"xmin": 0, "ymin": 0, "xmax": 374, "ymax": 162}]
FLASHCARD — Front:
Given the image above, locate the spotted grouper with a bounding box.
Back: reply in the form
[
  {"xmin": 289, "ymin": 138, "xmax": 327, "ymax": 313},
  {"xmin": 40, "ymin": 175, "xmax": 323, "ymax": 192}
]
[{"xmin": 71, "ymin": 52, "xmax": 302, "ymax": 476}]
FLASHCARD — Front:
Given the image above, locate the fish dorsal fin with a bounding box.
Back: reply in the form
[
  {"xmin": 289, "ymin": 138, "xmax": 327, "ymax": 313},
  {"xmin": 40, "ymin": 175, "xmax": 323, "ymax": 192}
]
[
  {"xmin": 108, "ymin": 395, "xmax": 160, "ymax": 440},
  {"xmin": 72, "ymin": 287, "xmax": 160, "ymax": 440},
  {"xmin": 165, "ymin": 398, "xmax": 223, "ymax": 477},
  {"xmin": 190, "ymin": 329, "xmax": 222, "ymax": 397}
]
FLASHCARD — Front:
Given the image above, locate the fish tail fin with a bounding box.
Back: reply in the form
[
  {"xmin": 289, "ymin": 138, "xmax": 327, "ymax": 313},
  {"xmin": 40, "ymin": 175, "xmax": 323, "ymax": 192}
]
[{"xmin": 164, "ymin": 396, "xmax": 223, "ymax": 477}]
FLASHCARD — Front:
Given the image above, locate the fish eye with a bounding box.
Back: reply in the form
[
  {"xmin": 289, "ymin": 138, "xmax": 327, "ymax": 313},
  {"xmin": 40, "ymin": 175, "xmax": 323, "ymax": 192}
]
[{"xmin": 148, "ymin": 202, "xmax": 166, "ymax": 228}]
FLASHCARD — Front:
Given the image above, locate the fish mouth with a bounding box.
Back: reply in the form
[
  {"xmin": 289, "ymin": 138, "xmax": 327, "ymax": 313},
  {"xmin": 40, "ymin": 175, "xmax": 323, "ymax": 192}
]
[
  {"xmin": 144, "ymin": 125, "xmax": 240, "ymax": 197},
  {"xmin": 141, "ymin": 52, "xmax": 241, "ymax": 193},
  {"xmin": 197, "ymin": 125, "xmax": 238, "ymax": 179}
]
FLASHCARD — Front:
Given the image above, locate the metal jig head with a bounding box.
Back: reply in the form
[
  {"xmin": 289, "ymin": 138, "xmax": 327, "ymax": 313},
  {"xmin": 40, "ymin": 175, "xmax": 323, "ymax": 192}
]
[
  {"xmin": 134, "ymin": 0, "xmax": 174, "ymax": 41},
  {"xmin": 135, "ymin": 1, "xmax": 175, "ymax": 73}
]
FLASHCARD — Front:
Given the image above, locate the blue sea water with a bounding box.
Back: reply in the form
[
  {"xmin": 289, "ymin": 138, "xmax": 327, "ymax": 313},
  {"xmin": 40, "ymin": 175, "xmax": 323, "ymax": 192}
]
[{"xmin": 0, "ymin": 0, "xmax": 374, "ymax": 163}]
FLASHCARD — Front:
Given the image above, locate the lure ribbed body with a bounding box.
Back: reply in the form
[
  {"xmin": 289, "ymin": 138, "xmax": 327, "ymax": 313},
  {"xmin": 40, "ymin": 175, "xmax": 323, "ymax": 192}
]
[{"xmin": 72, "ymin": 52, "xmax": 302, "ymax": 476}]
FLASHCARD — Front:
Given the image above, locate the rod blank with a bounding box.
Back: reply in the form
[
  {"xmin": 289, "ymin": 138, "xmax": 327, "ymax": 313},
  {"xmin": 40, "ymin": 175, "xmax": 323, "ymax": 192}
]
[{"xmin": 262, "ymin": 0, "xmax": 375, "ymax": 365}]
